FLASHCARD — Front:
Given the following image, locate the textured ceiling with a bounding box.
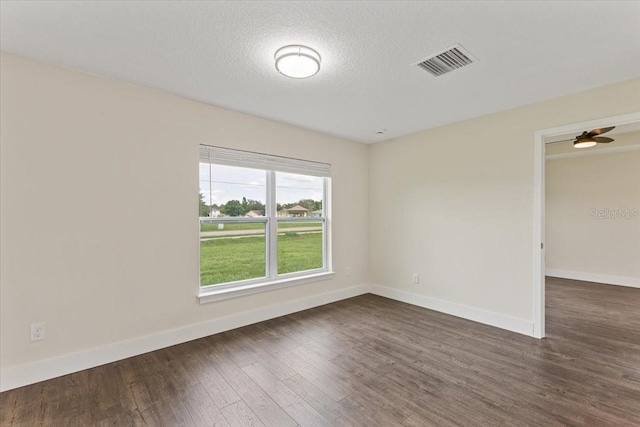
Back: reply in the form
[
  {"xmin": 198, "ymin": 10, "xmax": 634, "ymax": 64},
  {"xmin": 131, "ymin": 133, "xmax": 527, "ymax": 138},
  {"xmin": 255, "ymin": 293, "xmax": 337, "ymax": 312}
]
[{"xmin": 1, "ymin": 1, "xmax": 639, "ymax": 143}]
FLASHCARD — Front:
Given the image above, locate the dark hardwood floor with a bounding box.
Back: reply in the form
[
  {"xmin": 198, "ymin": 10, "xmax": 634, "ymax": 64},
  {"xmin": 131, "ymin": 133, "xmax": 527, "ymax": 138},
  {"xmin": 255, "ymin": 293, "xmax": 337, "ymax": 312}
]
[{"xmin": 2, "ymin": 277, "xmax": 640, "ymax": 426}]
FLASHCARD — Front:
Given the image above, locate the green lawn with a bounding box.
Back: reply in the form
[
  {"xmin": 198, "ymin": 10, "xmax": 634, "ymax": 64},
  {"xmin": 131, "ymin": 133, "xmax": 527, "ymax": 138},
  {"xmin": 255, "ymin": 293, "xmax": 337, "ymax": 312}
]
[
  {"xmin": 278, "ymin": 232, "xmax": 323, "ymax": 275},
  {"xmin": 200, "ymin": 232, "xmax": 322, "ymax": 286},
  {"xmin": 200, "ymin": 222, "xmax": 320, "ymax": 232}
]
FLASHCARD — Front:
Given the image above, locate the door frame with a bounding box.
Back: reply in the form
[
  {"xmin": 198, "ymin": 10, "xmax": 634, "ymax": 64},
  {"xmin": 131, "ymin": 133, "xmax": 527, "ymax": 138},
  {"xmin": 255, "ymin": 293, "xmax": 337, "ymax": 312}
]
[{"xmin": 532, "ymin": 111, "xmax": 640, "ymax": 338}]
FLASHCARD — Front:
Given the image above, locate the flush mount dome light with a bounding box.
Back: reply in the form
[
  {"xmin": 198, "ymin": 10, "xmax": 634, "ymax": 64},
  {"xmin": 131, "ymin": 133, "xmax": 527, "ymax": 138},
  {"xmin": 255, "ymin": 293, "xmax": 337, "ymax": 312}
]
[
  {"xmin": 275, "ymin": 45, "xmax": 321, "ymax": 78},
  {"xmin": 574, "ymin": 138, "xmax": 598, "ymax": 148}
]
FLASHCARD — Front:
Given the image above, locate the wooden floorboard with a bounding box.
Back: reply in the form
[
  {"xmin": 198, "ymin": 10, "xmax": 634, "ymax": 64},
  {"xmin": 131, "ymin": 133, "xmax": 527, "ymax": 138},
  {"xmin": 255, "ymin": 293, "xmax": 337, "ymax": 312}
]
[{"xmin": 2, "ymin": 277, "xmax": 640, "ymax": 426}]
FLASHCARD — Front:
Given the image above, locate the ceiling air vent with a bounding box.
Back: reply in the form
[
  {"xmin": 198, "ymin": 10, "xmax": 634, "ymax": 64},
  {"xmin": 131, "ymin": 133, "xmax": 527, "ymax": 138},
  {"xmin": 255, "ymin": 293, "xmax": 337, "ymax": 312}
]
[{"xmin": 415, "ymin": 44, "xmax": 476, "ymax": 77}]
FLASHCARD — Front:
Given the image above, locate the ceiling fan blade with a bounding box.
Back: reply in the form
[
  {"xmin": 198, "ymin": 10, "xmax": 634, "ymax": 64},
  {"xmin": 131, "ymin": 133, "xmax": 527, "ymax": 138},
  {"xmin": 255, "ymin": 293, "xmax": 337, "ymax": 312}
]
[
  {"xmin": 594, "ymin": 136, "xmax": 614, "ymax": 143},
  {"xmin": 587, "ymin": 126, "xmax": 615, "ymax": 137}
]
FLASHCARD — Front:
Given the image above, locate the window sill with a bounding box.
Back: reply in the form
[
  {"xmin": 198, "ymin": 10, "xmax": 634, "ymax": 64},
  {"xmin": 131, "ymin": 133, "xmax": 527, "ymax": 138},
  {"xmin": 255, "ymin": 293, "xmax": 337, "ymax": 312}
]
[{"xmin": 198, "ymin": 271, "xmax": 335, "ymax": 304}]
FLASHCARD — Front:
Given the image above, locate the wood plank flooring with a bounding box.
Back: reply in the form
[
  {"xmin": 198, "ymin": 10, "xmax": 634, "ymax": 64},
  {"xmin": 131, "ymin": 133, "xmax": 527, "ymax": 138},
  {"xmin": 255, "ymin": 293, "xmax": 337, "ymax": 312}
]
[{"xmin": 2, "ymin": 277, "xmax": 640, "ymax": 426}]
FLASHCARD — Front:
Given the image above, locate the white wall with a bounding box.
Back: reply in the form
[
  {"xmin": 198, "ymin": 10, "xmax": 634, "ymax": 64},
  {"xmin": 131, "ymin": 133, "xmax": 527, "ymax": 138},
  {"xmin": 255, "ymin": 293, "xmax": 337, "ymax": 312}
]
[
  {"xmin": 546, "ymin": 132, "xmax": 640, "ymax": 287},
  {"xmin": 0, "ymin": 53, "xmax": 369, "ymax": 387},
  {"xmin": 369, "ymin": 78, "xmax": 640, "ymax": 332}
]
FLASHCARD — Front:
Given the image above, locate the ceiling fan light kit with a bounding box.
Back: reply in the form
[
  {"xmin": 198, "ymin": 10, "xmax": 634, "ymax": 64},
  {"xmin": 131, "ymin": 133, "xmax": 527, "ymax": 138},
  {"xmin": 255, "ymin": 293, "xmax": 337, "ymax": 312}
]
[
  {"xmin": 573, "ymin": 139, "xmax": 597, "ymax": 148},
  {"xmin": 275, "ymin": 45, "xmax": 321, "ymax": 79}
]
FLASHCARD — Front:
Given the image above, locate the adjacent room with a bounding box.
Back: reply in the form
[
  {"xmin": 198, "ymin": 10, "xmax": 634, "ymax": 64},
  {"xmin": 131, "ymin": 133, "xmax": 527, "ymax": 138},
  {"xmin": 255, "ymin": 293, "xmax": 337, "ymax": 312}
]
[
  {"xmin": 543, "ymin": 123, "xmax": 640, "ymax": 370},
  {"xmin": 1, "ymin": 1, "xmax": 639, "ymax": 426}
]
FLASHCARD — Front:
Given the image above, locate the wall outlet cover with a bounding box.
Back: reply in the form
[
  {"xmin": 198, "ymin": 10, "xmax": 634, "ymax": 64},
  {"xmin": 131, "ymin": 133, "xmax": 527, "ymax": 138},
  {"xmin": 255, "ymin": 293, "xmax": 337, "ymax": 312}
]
[{"xmin": 31, "ymin": 322, "xmax": 45, "ymax": 342}]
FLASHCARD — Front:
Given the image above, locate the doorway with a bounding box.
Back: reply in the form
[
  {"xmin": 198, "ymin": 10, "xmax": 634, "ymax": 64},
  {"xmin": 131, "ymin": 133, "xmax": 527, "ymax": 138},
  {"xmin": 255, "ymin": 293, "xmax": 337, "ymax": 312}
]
[{"xmin": 532, "ymin": 111, "xmax": 640, "ymax": 338}]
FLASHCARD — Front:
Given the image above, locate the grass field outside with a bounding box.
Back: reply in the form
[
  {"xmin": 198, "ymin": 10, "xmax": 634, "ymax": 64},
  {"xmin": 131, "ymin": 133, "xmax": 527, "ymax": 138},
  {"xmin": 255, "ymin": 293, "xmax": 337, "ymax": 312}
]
[
  {"xmin": 200, "ymin": 232, "xmax": 323, "ymax": 286},
  {"xmin": 278, "ymin": 232, "xmax": 323, "ymax": 275}
]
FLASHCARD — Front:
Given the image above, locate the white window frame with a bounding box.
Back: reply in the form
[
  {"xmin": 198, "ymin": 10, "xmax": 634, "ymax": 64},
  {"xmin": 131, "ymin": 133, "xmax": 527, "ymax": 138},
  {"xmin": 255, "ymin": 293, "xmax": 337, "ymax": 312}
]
[{"xmin": 198, "ymin": 145, "xmax": 333, "ymax": 303}]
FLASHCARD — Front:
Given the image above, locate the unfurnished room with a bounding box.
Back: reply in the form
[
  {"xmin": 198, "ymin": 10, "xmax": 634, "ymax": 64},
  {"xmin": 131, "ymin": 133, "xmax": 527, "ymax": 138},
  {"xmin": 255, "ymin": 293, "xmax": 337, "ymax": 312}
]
[{"xmin": 1, "ymin": 1, "xmax": 640, "ymax": 426}]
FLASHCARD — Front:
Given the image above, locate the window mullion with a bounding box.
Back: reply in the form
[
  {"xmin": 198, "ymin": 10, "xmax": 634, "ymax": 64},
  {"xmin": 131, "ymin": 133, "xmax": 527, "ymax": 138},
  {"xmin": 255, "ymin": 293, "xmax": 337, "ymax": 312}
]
[
  {"xmin": 323, "ymin": 177, "xmax": 329, "ymax": 271},
  {"xmin": 266, "ymin": 170, "xmax": 278, "ymax": 280}
]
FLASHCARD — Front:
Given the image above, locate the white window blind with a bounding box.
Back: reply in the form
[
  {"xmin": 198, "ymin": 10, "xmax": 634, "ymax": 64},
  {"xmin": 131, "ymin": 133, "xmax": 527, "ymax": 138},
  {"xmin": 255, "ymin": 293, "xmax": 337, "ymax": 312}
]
[{"xmin": 200, "ymin": 145, "xmax": 331, "ymax": 177}]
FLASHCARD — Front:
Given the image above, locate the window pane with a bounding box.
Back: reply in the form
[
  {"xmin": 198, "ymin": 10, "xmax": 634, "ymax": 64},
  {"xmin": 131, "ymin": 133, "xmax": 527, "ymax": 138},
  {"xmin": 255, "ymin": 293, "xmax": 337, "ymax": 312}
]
[
  {"xmin": 277, "ymin": 221, "xmax": 323, "ymax": 275},
  {"xmin": 200, "ymin": 163, "xmax": 266, "ymax": 217},
  {"xmin": 200, "ymin": 222, "xmax": 266, "ymax": 286},
  {"xmin": 200, "ymin": 163, "xmax": 267, "ymax": 286},
  {"xmin": 276, "ymin": 172, "xmax": 323, "ymax": 218},
  {"xmin": 275, "ymin": 172, "xmax": 324, "ymax": 275}
]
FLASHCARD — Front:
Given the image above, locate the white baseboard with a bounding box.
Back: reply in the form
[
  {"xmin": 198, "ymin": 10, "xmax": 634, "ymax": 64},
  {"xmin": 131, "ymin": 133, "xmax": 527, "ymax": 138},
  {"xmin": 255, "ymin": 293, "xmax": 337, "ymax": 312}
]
[
  {"xmin": 0, "ymin": 284, "xmax": 369, "ymax": 392},
  {"xmin": 370, "ymin": 284, "xmax": 534, "ymax": 337},
  {"xmin": 546, "ymin": 269, "xmax": 640, "ymax": 289}
]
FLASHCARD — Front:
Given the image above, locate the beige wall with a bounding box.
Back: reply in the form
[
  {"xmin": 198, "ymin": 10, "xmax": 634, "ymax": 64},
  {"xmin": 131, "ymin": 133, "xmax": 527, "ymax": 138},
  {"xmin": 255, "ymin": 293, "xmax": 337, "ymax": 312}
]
[
  {"xmin": 369, "ymin": 78, "xmax": 640, "ymax": 322},
  {"xmin": 546, "ymin": 132, "xmax": 640, "ymax": 283},
  {"xmin": 0, "ymin": 53, "xmax": 369, "ymax": 370}
]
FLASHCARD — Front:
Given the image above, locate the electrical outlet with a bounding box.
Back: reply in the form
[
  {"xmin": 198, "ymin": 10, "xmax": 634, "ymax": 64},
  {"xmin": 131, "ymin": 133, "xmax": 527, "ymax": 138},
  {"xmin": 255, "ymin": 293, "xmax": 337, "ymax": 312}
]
[
  {"xmin": 31, "ymin": 322, "xmax": 45, "ymax": 342},
  {"xmin": 412, "ymin": 273, "xmax": 420, "ymax": 285},
  {"xmin": 346, "ymin": 267, "xmax": 352, "ymax": 277}
]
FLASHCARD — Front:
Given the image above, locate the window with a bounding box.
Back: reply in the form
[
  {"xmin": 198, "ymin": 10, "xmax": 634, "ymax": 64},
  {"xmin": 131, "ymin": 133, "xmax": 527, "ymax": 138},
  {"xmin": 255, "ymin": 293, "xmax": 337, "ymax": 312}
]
[{"xmin": 198, "ymin": 145, "xmax": 332, "ymax": 302}]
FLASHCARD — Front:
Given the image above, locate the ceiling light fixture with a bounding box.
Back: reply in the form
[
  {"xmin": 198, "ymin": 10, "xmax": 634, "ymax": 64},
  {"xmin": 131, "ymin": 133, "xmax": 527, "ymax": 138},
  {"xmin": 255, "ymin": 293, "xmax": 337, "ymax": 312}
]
[
  {"xmin": 275, "ymin": 45, "xmax": 321, "ymax": 79},
  {"xmin": 573, "ymin": 138, "xmax": 598, "ymax": 148}
]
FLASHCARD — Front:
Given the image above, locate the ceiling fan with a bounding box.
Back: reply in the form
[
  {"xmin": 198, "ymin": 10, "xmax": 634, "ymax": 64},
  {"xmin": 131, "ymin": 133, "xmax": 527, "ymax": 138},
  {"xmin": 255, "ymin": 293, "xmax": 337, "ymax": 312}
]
[{"xmin": 565, "ymin": 126, "xmax": 616, "ymax": 148}]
